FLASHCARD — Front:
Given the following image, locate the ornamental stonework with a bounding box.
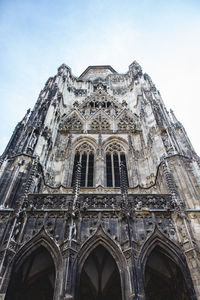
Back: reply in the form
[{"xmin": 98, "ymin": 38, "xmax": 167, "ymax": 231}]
[{"xmin": 0, "ymin": 62, "xmax": 199, "ymax": 300}]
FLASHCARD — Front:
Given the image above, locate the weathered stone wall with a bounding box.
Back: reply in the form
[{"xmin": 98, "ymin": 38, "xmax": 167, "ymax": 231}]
[{"xmin": 0, "ymin": 61, "xmax": 199, "ymax": 300}]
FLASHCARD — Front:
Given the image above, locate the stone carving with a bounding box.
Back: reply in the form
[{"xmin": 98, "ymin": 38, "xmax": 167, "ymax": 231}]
[
  {"xmin": 28, "ymin": 194, "xmax": 68, "ymax": 209},
  {"xmin": 113, "ymin": 87, "xmax": 128, "ymax": 95},
  {"xmin": 90, "ymin": 116, "xmax": 110, "ymax": 131},
  {"xmin": 162, "ymin": 133, "xmax": 174, "ymax": 155},
  {"xmin": 129, "ymin": 61, "xmax": 143, "ymax": 79},
  {"xmin": 106, "ymin": 142, "xmax": 124, "ymax": 153},
  {"xmin": 0, "ymin": 62, "xmax": 199, "ymax": 300},
  {"xmin": 76, "ymin": 142, "xmax": 94, "ymax": 153},
  {"xmin": 118, "ymin": 113, "xmax": 135, "ymax": 131},
  {"xmin": 74, "ymin": 89, "xmax": 87, "ymax": 96},
  {"xmin": 59, "ymin": 113, "xmax": 83, "ymax": 132},
  {"xmin": 27, "ymin": 194, "xmax": 173, "ymax": 211}
]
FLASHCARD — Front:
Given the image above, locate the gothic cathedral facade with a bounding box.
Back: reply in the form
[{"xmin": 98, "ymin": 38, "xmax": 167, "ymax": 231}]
[{"xmin": 0, "ymin": 62, "xmax": 200, "ymax": 300}]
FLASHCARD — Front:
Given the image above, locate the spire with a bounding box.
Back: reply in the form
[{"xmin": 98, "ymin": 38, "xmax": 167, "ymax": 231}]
[
  {"xmin": 169, "ymin": 109, "xmax": 179, "ymax": 124},
  {"xmin": 129, "ymin": 60, "xmax": 142, "ymax": 79}
]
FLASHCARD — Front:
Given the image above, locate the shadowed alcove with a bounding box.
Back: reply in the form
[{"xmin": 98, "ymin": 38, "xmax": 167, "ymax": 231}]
[
  {"xmin": 78, "ymin": 245, "xmax": 122, "ymax": 300},
  {"xmin": 5, "ymin": 246, "xmax": 55, "ymax": 300},
  {"xmin": 145, "ymin": 246, "xmax": 190, "ymax": 300}
]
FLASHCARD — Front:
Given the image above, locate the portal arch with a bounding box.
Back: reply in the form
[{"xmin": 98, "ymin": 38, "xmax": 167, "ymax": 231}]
[
  {"xmin": 5, "ymin": 246, "xmax": 55, "ymax": 300},
  {"xmin": 77, "ymin": 245, "xmax": 122, "ymax": 300},
  {"xmin": 73, "ymin": 225, "xmax": 128, "ymax": 300},
  {"xmin": 138, "ymin": 227, "xmax": 196, "ymax": 300},
  {"xmin": 4, "ymin": 229, "xmax": 62, "ymax": 300}
]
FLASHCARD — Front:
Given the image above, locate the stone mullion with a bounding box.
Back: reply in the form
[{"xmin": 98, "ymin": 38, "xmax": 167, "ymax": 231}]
[{"xmin": 95, "ymin": 155, "xmax": 104, "ymax": 187}]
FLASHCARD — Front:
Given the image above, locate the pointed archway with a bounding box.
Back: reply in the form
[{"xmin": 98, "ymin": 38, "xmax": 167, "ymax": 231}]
[
  {"xmin": 78, "ymin": 245, "xmax": 122, "ymax": 300},
  {"xmin": 5, "ymin": 246, "xmax": 55, "ymax": 300},
  {"xmin": 145, "ymin": 245, "xmax": 190, "ymax": 300},
  {"xmin": 137, "ymin": 227, "xmax": 196, "ymax": 300}
]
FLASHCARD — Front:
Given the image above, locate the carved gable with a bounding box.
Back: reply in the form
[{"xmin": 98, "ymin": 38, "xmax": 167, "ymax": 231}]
[
  {"xmin": 88, "ymin": 111, "xmax": 111, "ymax": 132},
  {"xmin": 117, "ymin": 111, "xmax": 136, "ymax": 132},
  {"xmin": 59, "ymin": 112, "xmax": 83, "ymax": 132}
]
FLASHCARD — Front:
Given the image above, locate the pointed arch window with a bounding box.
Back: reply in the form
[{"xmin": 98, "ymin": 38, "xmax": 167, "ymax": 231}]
[
  {"xmin": 71, "ymin": 142, "xmax": 94, "ymax": 187},
  {"xmin": 106, "ymin": 142, "xmax": 129, "ymax": 187}
]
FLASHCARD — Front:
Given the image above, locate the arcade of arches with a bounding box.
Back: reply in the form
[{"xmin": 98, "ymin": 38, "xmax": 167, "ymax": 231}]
[{"xmin": 4, "ymin": 244, "xmax": 192, "ymax": 300}]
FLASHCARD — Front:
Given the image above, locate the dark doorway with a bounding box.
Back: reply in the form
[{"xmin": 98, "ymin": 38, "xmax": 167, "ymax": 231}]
[
  {"xmin": 145, "ymin": 246, "xmax": 190, "ymax": 300},
  {"xmin": 78, "ymin": 245, "xmax": 122, "ymax": 300},
  {"xmin": 5, "ymin": 246, "xmax": 55, "ymax": 300}
]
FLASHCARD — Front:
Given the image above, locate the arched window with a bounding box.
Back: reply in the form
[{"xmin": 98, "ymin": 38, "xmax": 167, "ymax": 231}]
[
  {"xmin": 105, "ymin": 142, "xmax": 128, "ymax": 187},
  {"xmin": 71, "ymin": 142, "xmax": 94, "ymax": 187}
]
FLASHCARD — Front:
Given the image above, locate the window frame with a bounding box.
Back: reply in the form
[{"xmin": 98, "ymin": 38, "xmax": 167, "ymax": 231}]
[
  {"xmin": 105, "ymin": 143, "xmax": 129, "ymax": 188},
  {"xmin": 71, "ymin": 144, "xmax": 95, "ymax": 188}
]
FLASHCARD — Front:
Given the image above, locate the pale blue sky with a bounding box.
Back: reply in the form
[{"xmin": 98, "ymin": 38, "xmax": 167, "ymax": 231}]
[{"xmin": 0, "ymin": 0, "xmax": 200, "ymax": 154}]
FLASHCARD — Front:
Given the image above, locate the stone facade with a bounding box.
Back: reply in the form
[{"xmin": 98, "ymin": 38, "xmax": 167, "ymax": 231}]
[{"xmin": 0, "ymin": 62, "xmax": 200, "ymax": 300}]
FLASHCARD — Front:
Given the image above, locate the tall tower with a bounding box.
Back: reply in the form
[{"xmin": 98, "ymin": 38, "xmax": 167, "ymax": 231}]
[{"xmin": 0, "ymin": 62, "xmax": 200, "ymax": 300}]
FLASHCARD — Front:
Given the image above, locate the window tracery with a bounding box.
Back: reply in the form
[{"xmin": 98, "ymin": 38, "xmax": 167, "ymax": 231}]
[{"xmin": 79, "ymin": 95, "xmax": 123, "ymax": 117}]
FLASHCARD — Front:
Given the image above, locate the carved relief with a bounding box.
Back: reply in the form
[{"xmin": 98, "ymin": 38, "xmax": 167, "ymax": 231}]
[
  {"xmin": 59, "ymin": 113, "xmax": 83, "ymax": 132},
  {"xmin": 106, "ymin": 142, "xmax": 125, "ymax": 153},
  {"xmin": 76, "ymin": 142, "xmax": 94, "ymax": 153},
  {"xmin": 90, "ymin": 115, "xmax": 110, "ymax": 131},
  {"xmin": 118, "ymin": 113, "xmax": 136, "ymax": 131}
]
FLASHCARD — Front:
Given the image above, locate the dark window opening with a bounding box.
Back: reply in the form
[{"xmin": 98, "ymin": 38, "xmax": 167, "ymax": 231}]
[
  {"xmin": 106, "ymin": 154, "xmax": 112, "ymax": 187},
  {"xmin": 71, "ymin": 152, "xmax": 94, "ymax": 187},
  {"xmin": 113, "ymin": 154, "xmax": 120, "ymax": 187},
  {"xmin": 106, "ymin": 152, "xmax": 128, "ymax": 188},
  {"xmin": 88, "ymin": 154, "xmax": 94, "ymax": 187},
  {"xmin": 107, "ymin": 102, "xmax": 111, "ymax": 108},
  {"xmin": 80, "ymin": 154, "xmax": 87, "ymax": 187}
]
